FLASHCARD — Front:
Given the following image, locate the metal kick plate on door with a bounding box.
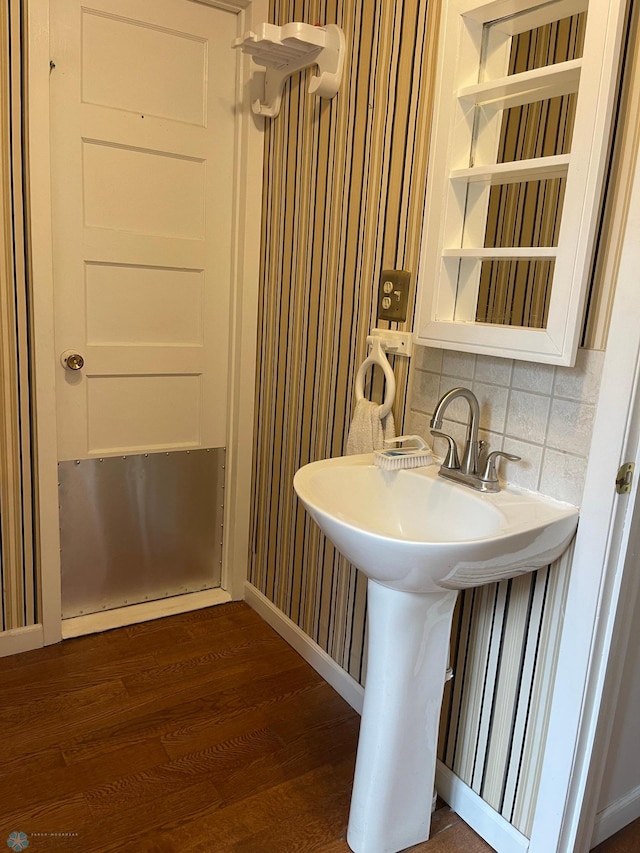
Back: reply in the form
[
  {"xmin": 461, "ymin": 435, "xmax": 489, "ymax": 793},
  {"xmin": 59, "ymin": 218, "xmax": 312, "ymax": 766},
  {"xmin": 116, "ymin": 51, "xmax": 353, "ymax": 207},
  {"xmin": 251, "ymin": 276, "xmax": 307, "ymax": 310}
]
[{"xmin": 59, "ymin": 448, "xmax": 225, "ymax": 618}]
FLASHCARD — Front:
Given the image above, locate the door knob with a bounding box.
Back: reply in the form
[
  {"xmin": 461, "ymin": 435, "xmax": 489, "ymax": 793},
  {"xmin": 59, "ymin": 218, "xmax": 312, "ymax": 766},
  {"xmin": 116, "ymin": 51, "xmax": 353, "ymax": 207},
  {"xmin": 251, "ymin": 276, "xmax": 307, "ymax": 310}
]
[{"xmin": 60, "ymin": 350, "xmax": 85, "ymax": 371}]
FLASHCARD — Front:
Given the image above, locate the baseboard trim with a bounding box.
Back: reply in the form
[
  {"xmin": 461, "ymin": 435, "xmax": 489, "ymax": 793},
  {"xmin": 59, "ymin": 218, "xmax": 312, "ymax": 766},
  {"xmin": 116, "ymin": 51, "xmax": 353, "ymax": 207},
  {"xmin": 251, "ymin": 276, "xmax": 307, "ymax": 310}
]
[
  {"xmin": 592, "ymin": 785, "xmax": 640, "ymax": 847},
  {"xmin": 62, "ymin": 588, "xmax": 231, "ymax": 638},
  {"xmin": 0, "ymin": 624, "xmax": 45, "ymax": 658},
  {"xmin": 243, "ymin": 582, "xmax": 364, "ymax": 714},
  {"xmin": 435, "ymin": 763, "xmax": 529, "ymax": 853}
]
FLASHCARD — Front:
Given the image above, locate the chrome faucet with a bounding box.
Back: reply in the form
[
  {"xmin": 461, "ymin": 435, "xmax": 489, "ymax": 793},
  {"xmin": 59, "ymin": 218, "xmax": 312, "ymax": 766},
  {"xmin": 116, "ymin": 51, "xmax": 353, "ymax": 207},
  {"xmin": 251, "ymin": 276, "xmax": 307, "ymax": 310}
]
[
  {"xmin": 429, "ymin": 387, "xmax": 520, "ymax": 492},
  {"xmin": 431, "ymin": 387, "xmax": 480, "ymax": 475}
]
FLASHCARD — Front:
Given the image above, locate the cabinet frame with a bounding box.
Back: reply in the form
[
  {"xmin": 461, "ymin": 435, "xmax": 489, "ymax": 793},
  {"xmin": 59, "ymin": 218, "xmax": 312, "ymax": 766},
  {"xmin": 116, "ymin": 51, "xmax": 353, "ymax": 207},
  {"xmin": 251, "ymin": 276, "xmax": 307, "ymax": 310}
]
[{"xmin": 414, "ymin": 0, "xmax": 626, "ymax": 365}]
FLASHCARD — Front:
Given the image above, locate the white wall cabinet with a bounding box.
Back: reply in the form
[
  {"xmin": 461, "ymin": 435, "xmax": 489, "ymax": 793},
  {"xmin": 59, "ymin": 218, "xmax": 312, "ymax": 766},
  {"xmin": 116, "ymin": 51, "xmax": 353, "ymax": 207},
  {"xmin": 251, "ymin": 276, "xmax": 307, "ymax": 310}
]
[{"xmin": 414, "ymin": 0, "xmax": 626, "ymax": 365}]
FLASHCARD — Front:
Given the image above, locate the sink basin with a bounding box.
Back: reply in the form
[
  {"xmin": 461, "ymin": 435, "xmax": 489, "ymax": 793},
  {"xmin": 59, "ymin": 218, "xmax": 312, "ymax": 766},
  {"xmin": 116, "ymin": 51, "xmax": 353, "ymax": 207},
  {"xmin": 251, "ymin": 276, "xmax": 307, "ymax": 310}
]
[
  {"xmin": 293, "ymin": 453, "xmax": 579, "ymax": 853},
  {"xmin": 293, "ymin": 452, "xmax": 578, "ymax": 593}
]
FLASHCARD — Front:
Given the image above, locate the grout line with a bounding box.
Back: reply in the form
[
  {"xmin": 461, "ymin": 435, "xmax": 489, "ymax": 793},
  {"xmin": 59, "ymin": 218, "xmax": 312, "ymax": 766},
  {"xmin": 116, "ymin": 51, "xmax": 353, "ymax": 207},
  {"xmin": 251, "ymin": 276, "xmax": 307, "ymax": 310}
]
[{"xmin": 537, "ymin": 446, "xmax": 546, "ymax": 492}]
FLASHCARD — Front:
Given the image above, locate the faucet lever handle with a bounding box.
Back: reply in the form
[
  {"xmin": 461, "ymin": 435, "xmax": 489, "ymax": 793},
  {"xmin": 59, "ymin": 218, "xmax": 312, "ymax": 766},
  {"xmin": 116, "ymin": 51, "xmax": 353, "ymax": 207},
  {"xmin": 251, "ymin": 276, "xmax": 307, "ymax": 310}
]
[
  {"xmin": 482, "ymin": 450, "xmax": 521, "ymax": 483},
  {"xmin": 430, "ymin": 430, "xmax": 460, "ymax": 470}
]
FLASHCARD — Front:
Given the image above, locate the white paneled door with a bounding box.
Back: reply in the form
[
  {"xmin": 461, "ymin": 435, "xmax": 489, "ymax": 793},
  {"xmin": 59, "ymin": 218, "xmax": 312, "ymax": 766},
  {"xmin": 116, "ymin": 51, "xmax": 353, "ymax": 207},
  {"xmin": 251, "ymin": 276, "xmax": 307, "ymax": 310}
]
[{"xmin": 50, "ymin": 0, "xmax": 237, "ymax": 461}]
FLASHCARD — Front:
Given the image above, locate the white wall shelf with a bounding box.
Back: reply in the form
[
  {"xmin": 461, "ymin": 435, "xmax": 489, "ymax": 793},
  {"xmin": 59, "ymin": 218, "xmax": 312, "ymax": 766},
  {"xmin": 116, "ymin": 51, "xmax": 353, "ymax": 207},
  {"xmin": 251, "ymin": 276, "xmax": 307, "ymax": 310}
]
[
  {"xmin": 442, "ymin": 247, "xmax": 558, "ymax": 259},
  {"xmin": 232, "ymin": 22, "xmax": 345, "ymax": 118},
  {"xmin": 450, "ymin": 154, "xmax": 571, "ymax": 185},
  {"xmin": 457, "ymin": 58, "xmax": 582, "ymax": 110},
  {"xmin": 415, "ymin": 0, "xmax": 626, "ymax": 365}
]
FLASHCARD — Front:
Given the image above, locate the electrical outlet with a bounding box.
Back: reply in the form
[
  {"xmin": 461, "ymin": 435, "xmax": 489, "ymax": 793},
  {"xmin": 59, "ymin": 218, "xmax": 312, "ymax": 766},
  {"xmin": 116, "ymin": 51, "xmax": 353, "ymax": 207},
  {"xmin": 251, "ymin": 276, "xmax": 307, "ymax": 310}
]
[{"xmin": 377, "ymin": 269, "xmax": 410, "ymax": 322}]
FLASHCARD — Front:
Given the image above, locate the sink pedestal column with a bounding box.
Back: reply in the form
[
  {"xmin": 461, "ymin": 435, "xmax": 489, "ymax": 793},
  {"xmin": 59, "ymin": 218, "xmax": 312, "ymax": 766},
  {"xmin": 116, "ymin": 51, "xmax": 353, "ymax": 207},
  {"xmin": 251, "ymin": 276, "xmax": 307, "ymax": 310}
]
[{"xmin": 347, "ymin": 579, "xmax": 459, "ymax": 853}]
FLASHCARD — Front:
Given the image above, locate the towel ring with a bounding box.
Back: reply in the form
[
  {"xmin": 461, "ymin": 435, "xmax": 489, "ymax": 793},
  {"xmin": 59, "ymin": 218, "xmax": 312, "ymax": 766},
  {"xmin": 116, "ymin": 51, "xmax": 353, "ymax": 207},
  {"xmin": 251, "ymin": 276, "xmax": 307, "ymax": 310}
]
[{"xmin": 355, "ymin": 338, "xmax": 396, "ymax": 418}]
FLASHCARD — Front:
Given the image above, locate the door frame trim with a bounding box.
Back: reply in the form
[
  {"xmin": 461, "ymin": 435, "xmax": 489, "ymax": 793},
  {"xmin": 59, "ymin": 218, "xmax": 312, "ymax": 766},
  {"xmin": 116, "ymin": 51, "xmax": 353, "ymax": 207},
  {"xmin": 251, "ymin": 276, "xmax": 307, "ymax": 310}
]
[
  {"xmin": 26, "ymin": 0, "xmax": 267, "ymax": 644},
  {"xmin": 27, "ymin": 0, "xmax": 62, "ymax": 645},
  {"xmin": 529, "ymin": 125, "xmax": 640, "ymax": 850},
  {"xmin": 221, "ymin": 0, "xmax": 268, "ymax": 599}
]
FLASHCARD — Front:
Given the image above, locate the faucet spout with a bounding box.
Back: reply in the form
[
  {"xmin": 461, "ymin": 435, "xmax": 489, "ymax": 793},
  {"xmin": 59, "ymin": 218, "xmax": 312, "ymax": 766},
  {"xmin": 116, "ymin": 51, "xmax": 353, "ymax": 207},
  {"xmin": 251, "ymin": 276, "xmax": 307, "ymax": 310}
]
[
  {"xmin": 429, "ymin": 387, "xmax": 480, "ymax": 475},
  {"xmin": 429, "ymin": 386, "xmax": 520, "ymax": 491}
]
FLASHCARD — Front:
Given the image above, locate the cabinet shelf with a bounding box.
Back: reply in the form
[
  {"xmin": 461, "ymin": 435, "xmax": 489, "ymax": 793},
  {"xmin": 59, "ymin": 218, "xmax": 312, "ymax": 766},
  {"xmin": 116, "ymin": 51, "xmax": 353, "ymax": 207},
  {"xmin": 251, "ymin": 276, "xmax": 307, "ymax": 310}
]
[
  {"xmin": 450, "ymin": 154, "xmax": 571, "ymax": 185},
  {"xmin": 442, "ymin": 248, "xmax": 558, "ymax": 260},
  {"xmin": 457, "ymin": 58, "xmax": 582, "ymax": 111}
]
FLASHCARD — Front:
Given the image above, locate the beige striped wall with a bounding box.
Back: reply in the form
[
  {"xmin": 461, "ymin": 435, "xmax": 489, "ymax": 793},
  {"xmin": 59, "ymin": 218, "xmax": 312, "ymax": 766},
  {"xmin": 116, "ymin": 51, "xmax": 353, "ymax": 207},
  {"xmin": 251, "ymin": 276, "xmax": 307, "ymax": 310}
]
[
  {"xmin": 439, "ymin": 549, "xmax": 574, "ymax": 832},
  {"xmin": 251, "ymin": 0, "xmax": 439, "ymax": 677},
  {"xmin": 0, "ymin": 1, "xmax": 36, "ymax": 634},
  {"xmin": 250, "ymin": 0, "xmax": 640, "ymax": 839}
]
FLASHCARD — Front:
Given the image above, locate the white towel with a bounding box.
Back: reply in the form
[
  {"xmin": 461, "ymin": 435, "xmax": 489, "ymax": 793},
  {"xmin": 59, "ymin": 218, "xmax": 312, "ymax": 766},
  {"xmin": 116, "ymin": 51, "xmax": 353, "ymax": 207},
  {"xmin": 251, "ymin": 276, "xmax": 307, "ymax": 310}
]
[{"xmin": 346, "ymin": 399, "xmax": 396, "ymax": 455}]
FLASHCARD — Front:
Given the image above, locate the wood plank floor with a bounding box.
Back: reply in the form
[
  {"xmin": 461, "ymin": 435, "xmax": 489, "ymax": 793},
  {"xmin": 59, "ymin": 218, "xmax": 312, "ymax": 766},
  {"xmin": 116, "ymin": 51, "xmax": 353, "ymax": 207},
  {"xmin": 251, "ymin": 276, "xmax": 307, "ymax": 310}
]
[{"xmin": 0, "ymin": 602, "xmax": 636, "ymax": 852}]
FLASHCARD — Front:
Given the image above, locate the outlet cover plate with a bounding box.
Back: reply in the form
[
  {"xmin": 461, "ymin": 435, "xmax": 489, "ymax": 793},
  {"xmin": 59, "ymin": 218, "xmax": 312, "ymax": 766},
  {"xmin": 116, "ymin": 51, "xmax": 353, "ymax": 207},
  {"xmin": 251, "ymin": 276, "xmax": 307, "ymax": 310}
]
[{"xmin": 377, "ymin": 269, "xmax": 410, "ymax": 322}]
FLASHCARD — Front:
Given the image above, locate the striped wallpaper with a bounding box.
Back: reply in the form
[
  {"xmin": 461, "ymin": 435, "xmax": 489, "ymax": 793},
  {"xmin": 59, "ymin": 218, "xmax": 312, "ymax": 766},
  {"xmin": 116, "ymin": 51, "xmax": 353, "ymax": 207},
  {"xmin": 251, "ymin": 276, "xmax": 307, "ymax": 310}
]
[
  {"xmin": 438, "ymin": 533, "xmax": 574, "ymax": 834},
  {"xmin": 583, "ymin": 0, "xmax": 640, "ymax": 350},
  {"xmin": 0, "ymin": 0, "xmax": 36, "ymax": 634},
  {"xmin": 250, "ymin": 0, "xmax": 638, "ymax": 841},
  {"xmin": 251, "ymin": 0, "xmax": 439, "ymax": 678}
]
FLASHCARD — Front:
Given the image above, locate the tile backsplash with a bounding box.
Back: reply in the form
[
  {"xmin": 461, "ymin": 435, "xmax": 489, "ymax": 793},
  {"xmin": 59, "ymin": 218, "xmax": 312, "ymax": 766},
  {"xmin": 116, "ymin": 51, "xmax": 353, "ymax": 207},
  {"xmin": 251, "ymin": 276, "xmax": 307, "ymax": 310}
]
[{"xmin": 406, "ymin": 346, "xmax": 604, "ymax": 506}]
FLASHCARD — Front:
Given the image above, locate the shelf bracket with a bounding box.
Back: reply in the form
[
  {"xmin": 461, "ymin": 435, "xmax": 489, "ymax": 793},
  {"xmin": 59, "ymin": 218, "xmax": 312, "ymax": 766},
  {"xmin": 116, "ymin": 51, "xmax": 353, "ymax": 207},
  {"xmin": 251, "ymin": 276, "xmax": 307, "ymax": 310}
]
[{"xmin": 232, "ymin": 22, "xmax": 346, "ymax": 118}]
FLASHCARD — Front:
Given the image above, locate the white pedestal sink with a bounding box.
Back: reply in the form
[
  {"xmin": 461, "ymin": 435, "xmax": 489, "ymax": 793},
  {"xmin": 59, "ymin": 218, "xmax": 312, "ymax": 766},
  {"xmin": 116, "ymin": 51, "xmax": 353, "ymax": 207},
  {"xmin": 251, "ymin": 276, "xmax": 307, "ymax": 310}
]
[{"xmin": 293, "ymin": 454, "xmax": 578, "ymax": 853}]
